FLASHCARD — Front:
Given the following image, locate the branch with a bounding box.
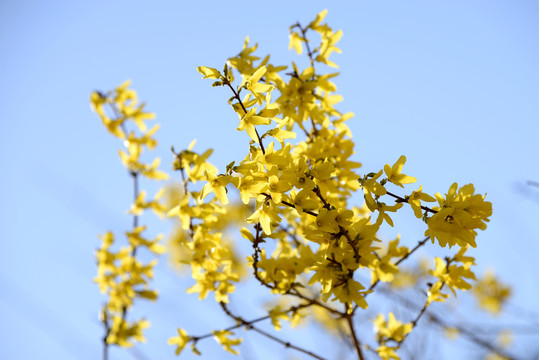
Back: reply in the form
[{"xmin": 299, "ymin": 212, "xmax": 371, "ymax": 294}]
[
  {"xmin": 291, "ymin": 21, "xmax": 315, "ymax": 68},
  {"xmin": 385, "ymin": 191, "xmax": 437, "ymax": 214},
  {"xmin": 225, "ymin": 82, "xmax": 265, "ymax": 154},
  {"xmin": 219, "ymin": 302, "xmax": 328, "ymax": 360},
  {"xmin": 357, "ymin": 236, "xmax": 430, "ymax": 316},
  {"xmin": 250, "ymin": 222, "xmax": 343, "ymax": 316},
  {"xmin": 395, "ymin": 236, "xmax": 430, "ymax": 266},
  {"xmin": 344, "ymin": 308, "xmax": 365, "ymax": 360},
  {"xmin": 381, "ymin": 287, "xmax": 520, "ymax": 360},
  {"xmin": 428, "ymin": 312, "xmax": 519, "ymax": 360},
  {"xmin": 279, "ymin": 198, "xmax": 318, "ymax": 217}
]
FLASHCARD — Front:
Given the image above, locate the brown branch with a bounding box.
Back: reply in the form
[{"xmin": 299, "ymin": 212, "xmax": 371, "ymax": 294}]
[
  {"xmin": 287, "ymin": 288, "xmax": 343, "ymax": 316},
  {"xmin": 250, "ymin": 222, "xmax": 343, "ymax": 316},
  {"xmin": 385, "ymin": 289, "xmax": 519, "ymax": 360},
  {"xmin": 171, "ymin": 148, "xmax": 195, "ymax": 238},
  {"xmin": 344, "ymin": 308, "xmax": 365, "ymax": 360},
  {"xmin": 119, "ymin": 171, "xmax": 141, "ymax": 333},
  {"xmin": 191, "ymin": 310, "xmax": 271, "ymax": 342},
  {"xmin": 102, "ymin": 312, "xmax": 110, "ymax": 360},
  {"xmin": 281, "ymin": 200, "xmax": 318, "ymax": 217},
  {"xmin": 358, "ymin": 236, "xmax": 430, "ymax": 316},
  {"xmin": 225, "ymin": 82, "xmax": 265, "ymax": 155},
  {"xmin": 395, "ymin": 236, "xmax": 430, "ymax": 266},
  {"xmin": 251, "ymin": 223, "xmax": 274, "ymax": 291},
  {"xmin": 309, "ymin": 117, "xmax": 319, "ymax": 136},
  {"xmin": 427, "ymin": 313, "xmax": 518, "ymax": 360},
  {"xmin": 385, "ymin": 191, "xmax": 437, "ymax": 214},
  {"xmin": 292, "ymin": 22, "xmax": 315, "ymax": 68},
  {"xmin": 219, "ymin": 302, "xmax": 327, "ymax": 360},
  {"xmin": 312, "ymin": 185, "xmax": 330, "ymax": 209}
]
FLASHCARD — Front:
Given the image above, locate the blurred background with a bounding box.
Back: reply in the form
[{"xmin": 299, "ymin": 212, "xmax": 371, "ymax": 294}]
[{"xmin": 1, "ymin": 0, "xmax": 539, "ymax": 359}]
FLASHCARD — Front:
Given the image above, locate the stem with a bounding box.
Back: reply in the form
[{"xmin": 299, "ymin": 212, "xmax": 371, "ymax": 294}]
[
  {"xmin": 427, "ymin": 314, "xmax": 518, "ymax": 360},
  {"xmin": 385, "ymin": 191, "xmax": 437, "ymax": 214},
  {"xmin": 132, "ymin": 171, "xmax": 139, "ymax": 228},
  {"xmin": 119, "ymin": 171, "xmax": 141, "ymax": 342},
  {"xmin": 395, "ymin": 236, "xmax": 429, "ymax": 266},
  {"xmin": 103, "ymin": 335, "xmax": 109, "ymax": 360},
  {"xmin": 279, "ymin": 198, "xmax": 318, "ymax": 217},
  {"xmin": 359, "ymin": 236, "xmax": 430, "ymax": 315},
  {"xmin": 219, "ymin": 302, "xmax": 327, "ymax": 360},
  {"xmin": 225, "ymin": 82, "xmax": 266, "ymax": 154},
  {"xmin": 293, "ymin": 22, "xmax": 315, "ymax": 68},
  {"xmin": 251, "ymin": 223, "xmax": 273, "ymax": 291},
  {"xmin": 345, "ymin": 309, "xmax": 365, "ymax": 360},
  {"xmin": 251, "ymin": 222, "xmax": 343, "ymax": 316},
  {"xmin": 384, "ymin": 288, "xmax": 519, "ymax": 360}
]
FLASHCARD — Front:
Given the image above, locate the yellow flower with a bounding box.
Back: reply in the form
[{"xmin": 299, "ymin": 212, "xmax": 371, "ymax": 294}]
[
  {"xmin": 315, "ymin": 28, "xmax": 343, "ymax": 68},
  {"xmin": 373, "ymin": 312, "xmax": 412, "ymax": 343},
  {"xmin": 247, "ymin": 198, "xmax": 282, "ymax": 235},
  {"xmin": 168, "ymin": 328, "xmax": 190, "ymax": 356},
  {"xmin": 473, "ymin": 270, "xmax": 511, "ymax": 315},
  {"xmin": 129, "ymin": 188, "xmax": 167, "ymax": 218},
  {"xmin": 267, "ymin": 175, "xmax": 292, "ymax": 203},
  {"xmin": 289, "ymin": 189, "xmax": 319, "ymax": 215},
  {"xmin": 200, "ymin": 169, "xmax": 239, "ymax": 205},
  {"xmin": 237, "ymin": 107, "xmax": 272, "ymax": 142},
  {"xmin": 288, "ymin": 32, "xmax": 303, "ymax": 54},
  {"xmin": 425, "ymin": 183, "xmax": 492, "ymax": 248},
  {"xmin": 241, "ymin": 66, "xmax": 273, "ymax": 102},
  {"xmin": 359, "ymin": 170, "xmax": 387, "ymax": 211},
  {"xmin": 384, "ymin": 155, "xmax": 416, "ymax": 188},
  {"xmin": 107, "ymin": 317, "xmax": 150, "ymax": 347},
  {"xmin": 407, "ymin": 185, "xmax": 435, "ymax": 218},
  {"xmin": 197, "ymin": 66, "xmax": 221, "ymax": 79}
]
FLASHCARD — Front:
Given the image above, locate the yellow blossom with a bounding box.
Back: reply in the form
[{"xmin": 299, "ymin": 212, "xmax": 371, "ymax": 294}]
[
  {"xmin": 407, "ymin": 185, "xmax": 435, "ymax": 218},
  {"xmin": 212, "ymin": 330, "xmax": 242, "ymax": 355},
  {"xmin": 384, "ymin": 155, "xmax": 416, "ymax": 188},
  {"xmin": 168, "ymin": 328, "xmax": 190, "ymax": 356}
]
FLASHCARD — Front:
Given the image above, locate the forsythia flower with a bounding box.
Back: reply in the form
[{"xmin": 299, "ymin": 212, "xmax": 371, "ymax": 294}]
[
  {"xmin": 384, "ymin": 155, "xmax": 416, "ymax": 188},
  {"xmin": 425, "ymin": 183, "xmax": 492, "ymax": 248},
  {"xmin": 371, "ymin": 236, "xmax": 408, "ymax": 284},
  {"xmin": 473, "ymin": 270, "xmax": 512, "ymax": 315},
  {"xmin": 288, "ymin": 32, "xmax": 303, "ymax": 54},
  {"xmin": 107, "ymin": 317, "xmax": 150, "ymax": 347},
  {"xmin": 238, "ymin": 107, "xmax": 272, "ymax": 142},
  {"xmin": 212, "ymin": 330, "xmax": 242, "ymax": 355},
  {"xmin": 359, "ymin": 170, "xmax": 387, "ymax": 211},
  {"xmin": 197, "ymin": 66, "xmax": 221, "ymax": 79},
  {"xmin": 247, "ymin": 198, "xmax": 282, "ymax": 235},
  {"xmin": 92, "ymin": 81, "xmax": 167, "ymax": 349},
  {"xmin": 168, "ymin": 328, "xmax": 190, "ymax": 356},
  {"xmin": 242, "ymin": 66, "xmax": 274, "ymax": 103},
  {"xmin": 407, "ymin": 185, "xmax": 436, "ymax": 218},
  {"xmin": 200, "ymin": 169, "xmax": 239, "ymax": 205},
  {"xmin": 373, "ymin": 312, "xmax": 413, "ymax": 343}
]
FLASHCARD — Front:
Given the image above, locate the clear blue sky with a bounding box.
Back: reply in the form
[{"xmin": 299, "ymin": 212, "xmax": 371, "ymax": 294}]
[{"xmin": 1, "ymin": 1, "xmax": 539, "ymax": 359}]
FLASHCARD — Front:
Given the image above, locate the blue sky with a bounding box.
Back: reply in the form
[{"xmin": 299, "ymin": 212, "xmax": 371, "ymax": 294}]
[{"xmin": 1, "ymin": 1, "xmax": 539, "ymax": 359}]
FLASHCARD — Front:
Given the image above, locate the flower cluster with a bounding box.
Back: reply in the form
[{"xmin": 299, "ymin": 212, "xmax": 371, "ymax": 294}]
[
  {"xmin": 91, "ymin": 81, "xmax": 168, "ymax": 348},
  {"xmin": 93, "ymin": 10, "xmax": 499, "ymax": 360},
  {"xmin": 166, "ymin": 10, "xmax": 493, "ymax": 358}
]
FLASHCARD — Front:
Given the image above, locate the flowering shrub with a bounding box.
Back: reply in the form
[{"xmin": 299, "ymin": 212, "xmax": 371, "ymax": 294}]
[{"xmin": 91, "ymin": 10, "xmax": 519, "ymax": 360}]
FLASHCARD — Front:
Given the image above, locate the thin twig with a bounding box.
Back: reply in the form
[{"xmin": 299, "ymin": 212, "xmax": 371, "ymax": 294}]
[
  {"xmin": 250, "ymin": 222, "xmax": 343, "ymax": 316},
  {"xmin": 344, "ymin": 307, "xmax": 365, "ymax": 360},
  {"xmin": 395, "ymin": 236, "xmax": 430, "ymax": 266},
  {"xmin": 225, "ymin": 82, "xmax": 265, "ymax": 154},
  {"xmin": 219, "ymin": 302, "xmax": 327, "ymax": 360},
  {"xmin": 385, "ymin": 191, "xmax": 437, "ymax": 214}
]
